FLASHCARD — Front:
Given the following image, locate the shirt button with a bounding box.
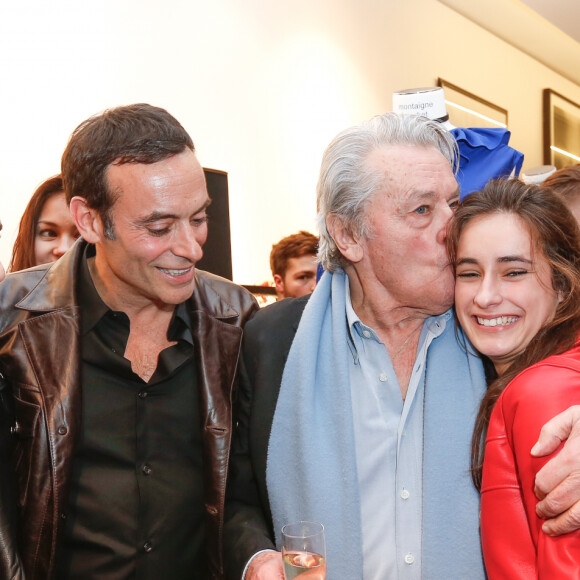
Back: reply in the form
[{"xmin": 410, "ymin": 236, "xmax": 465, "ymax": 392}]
[
  {"xmin": 379, "ymin": 373, "xmax": 387, "ymax": 382},
  {"xmin": 400, "ymin": 489, "xmax": 410, "ymax": 500},
  {"xmin": 404, "ymin": 553, "xmax": 415, "ymax": 564},
  {"xmin": 142, "ymin": 464, "xmax": 152, "ymax": 475},
  {"xmin": 138, "ymin": 391, "xmax": 148, "ymax": 399},
  {"xmin": 57, "ymin": 426, "xmax": 68, "ymax": 435},
  {"xmin": 362, "ymin": 330, "xmax": 372, "ymax": 338},
  {"xmin": 143, "ymin": 541, "xmax": 153, "ymax": 553}
]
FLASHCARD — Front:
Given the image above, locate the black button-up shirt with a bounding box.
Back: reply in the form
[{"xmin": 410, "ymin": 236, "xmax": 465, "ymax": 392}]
[{"xmin": 56, "ymin": 246, "xmax": 206, "ymax": 579}]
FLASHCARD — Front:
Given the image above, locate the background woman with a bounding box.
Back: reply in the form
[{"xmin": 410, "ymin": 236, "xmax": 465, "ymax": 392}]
[
  {"xmin": 0, "ymin": 217, "xmax": 5, "ymax": 282},
  {"xmin": 447, "ymin": 179, "xmax": 580, "ymax": 578},
  {"xmin": 8, "ymin": 175, "xmax": 79, "ymax": 271}
]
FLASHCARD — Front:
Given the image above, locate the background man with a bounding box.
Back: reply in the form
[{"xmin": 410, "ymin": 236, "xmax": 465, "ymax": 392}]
[
  {"xmin": 0, "ymin": 103, "xmax": 257, "ymax": 580},
  {"xmin": 269, "ymin": 230, "xmax": 318, "ymax": 299},
  {"xmin": 225, "ymin": 113, "xmax": 580, "ymax": 579}
]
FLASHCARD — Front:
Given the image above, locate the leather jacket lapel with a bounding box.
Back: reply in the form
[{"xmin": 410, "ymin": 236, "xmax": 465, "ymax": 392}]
[
  {"xmin": 193, "ymin": 309, "xmax": 242, "ymax": 578},
  {"xmin": 190, "ymin": 274, "xmax": 245, "ymax": 578}
]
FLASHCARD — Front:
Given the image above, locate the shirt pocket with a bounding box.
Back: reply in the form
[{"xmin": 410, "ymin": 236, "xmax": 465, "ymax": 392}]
[{"xmin": 12, "ymin": 396, "xmax": 41, "ymax": 507}]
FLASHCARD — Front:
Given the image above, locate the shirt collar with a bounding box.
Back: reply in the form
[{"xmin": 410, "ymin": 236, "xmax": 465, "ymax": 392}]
[
  {"xmin": 344, "ymin": 275, "xmax": 373, "ymax": 365},
  {"xmin": 343, "ymin": 272, "xmax": 452, "ymax": 362},
  {"xmin": 78, "ymin": 244, "xmax": 109, "ymax": 335}
]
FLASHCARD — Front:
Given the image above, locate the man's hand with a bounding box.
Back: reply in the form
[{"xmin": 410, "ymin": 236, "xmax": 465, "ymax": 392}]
[
  {"xmin": 246, "ymin": 551, "xmax": 284, "ymax": 580},
  {"xmin": 531, "ymin": 405, "xmax": 580, "ymax": 535}
]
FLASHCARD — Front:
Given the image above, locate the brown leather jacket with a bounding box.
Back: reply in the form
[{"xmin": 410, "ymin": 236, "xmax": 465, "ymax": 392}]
[{"xmin": 0, "ymin": 241, "xmax": 258, "ymax": 580}]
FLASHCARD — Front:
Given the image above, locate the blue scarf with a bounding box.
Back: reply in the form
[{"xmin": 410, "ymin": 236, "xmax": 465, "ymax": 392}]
[{"xmin": 266, "ymin": 269, "xmax": 487, "ymax": 579}]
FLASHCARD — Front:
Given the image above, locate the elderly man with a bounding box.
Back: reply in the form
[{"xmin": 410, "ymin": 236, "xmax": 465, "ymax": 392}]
[
  {"xmin": 0, "ymin": 104, "xmax": 258, "ymax": 580},
  {"xmin": 224, "ymin": 113, "xmax": 580, "ymax": 579}
]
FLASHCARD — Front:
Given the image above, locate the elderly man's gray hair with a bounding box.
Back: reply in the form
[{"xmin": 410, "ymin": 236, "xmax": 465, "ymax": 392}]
[{"xmin": 316, "ymin": 113, "xmax": 459, "ymax": 271}]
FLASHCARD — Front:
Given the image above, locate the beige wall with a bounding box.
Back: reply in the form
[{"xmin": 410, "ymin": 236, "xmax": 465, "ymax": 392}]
[{"xmin": 1, "ymin": 0, "xmax": 579, "ymax": 284}]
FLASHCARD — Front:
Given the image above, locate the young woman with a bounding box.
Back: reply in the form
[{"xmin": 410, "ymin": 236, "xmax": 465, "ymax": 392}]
[
  {"xmin": 447, "ymin": 179, "xmax": 580, "ymax": 579},
  {"xmin": 9, "ymin": 175, "xmax": 79, "ymax": 271}
]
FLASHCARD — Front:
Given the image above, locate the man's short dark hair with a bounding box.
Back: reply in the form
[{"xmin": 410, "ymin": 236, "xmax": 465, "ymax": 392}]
[
  {"xmin": 269, "ymin": 230, "xmax": 318, "ymax": 279},
  {"xmin": 61, "ymin": 103, "xmax": 195, "ymax": 237}
]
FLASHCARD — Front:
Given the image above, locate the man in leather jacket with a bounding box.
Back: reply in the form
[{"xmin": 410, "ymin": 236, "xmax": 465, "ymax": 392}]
[{"xmin": 0, "ymin": 104, "xmax": 258, "ymax": 580}]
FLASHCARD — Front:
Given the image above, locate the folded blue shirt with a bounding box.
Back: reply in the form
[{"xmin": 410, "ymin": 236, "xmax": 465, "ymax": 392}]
[{"xmin": 451, "ymin": 127, "xmax": 524, "ymax": 199}]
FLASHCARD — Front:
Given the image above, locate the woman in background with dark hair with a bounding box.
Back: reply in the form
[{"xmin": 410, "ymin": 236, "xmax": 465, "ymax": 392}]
[
  {"xmin": 541, "ymin": 163, "xmax": 580, "ymax": 225},
  {"xmin": 0, "ymin": 217, "xmax": 5, "ymax": 282},
  {"xmin": 9, "ymin": 175, "xmax": 79, "ymax": 271},
  {"xmin": 447, "ymin": 179, "xmax": 580, "ymax": 578}
]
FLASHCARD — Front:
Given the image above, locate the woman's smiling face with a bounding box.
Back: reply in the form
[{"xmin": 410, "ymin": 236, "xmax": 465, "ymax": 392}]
[{"xmin": 454, "ymin": 212, "xmax": 561, "ymax": 375}]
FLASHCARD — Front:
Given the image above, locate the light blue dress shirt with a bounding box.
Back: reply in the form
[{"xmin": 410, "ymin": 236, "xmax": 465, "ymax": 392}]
[{"xmin": 345, "ymin": 280, "xmax": 447, "ymax": 580}]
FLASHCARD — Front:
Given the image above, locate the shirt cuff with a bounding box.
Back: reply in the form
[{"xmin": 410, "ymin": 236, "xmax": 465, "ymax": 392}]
[{"xmin": 242, "ymin": 549, "xmax": 279, "ymax": 579}]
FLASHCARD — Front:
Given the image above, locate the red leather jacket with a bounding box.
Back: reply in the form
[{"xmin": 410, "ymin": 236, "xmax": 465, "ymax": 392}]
[
  {"xmin": 0, "ymin": 241, "xmax": 258, "ymax": 580},
  {"xmin": 481, "ymin": 344, "xmax": 580, "ymax": 579}
]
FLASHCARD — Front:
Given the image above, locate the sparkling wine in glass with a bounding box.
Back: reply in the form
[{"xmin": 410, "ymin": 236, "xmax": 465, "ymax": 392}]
[{"xmin": 281, "ymin": 521, "xmax": 326, "ymax": 580}]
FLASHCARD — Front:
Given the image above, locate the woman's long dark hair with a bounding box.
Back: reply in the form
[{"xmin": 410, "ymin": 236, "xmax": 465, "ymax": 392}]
[
  {"xmin": 9, "ymin": 175, "xmax": 64, "ymax": 272},
  {"xmin": 446, "ymin": 179, "xmax": 580, "ymax": 490}
]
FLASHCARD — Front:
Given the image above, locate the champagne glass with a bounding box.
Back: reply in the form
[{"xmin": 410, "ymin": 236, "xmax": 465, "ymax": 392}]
[{"xmin": 281, "ymin": 521, "xmax": 326, "ymax": 579}]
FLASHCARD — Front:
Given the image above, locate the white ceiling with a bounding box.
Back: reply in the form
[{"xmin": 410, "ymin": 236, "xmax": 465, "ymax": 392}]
[{"xmin": 520, "ymin": 0, "xmax": 580, "ymax": 44}]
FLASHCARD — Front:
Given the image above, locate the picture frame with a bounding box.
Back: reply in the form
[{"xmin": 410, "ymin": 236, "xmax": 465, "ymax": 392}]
[
  {"xmin": 543, "ymin": 89, "xmax": 580, "ymax": 169},
  {"xmin": 437, "ymin": 79, "xmax": 508, "ymax": 129}
]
